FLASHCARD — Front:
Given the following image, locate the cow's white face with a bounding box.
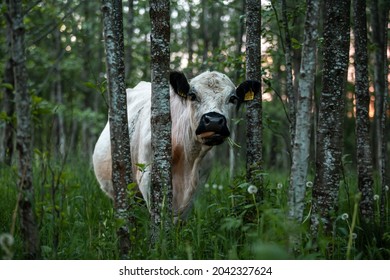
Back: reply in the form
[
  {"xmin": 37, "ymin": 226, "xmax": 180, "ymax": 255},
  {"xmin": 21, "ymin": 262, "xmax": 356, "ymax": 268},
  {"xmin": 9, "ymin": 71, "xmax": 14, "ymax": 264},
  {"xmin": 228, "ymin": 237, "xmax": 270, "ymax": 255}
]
[
  {"xmin": 188, "ymin": 72, "xmax": 237, "ymax": 145},
  {"xmin": 170, "ymin": 70, "xmax": 261, "ymax": 146},
  {"xmin": 171, "ymin": 71, "xmax": 237, "ymax": 146}
]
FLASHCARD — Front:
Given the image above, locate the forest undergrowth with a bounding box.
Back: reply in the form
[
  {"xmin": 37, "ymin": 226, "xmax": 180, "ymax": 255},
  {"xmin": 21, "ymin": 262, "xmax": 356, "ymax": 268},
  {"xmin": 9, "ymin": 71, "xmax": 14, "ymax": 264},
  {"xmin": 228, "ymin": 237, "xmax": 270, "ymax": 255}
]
[{"xmin": 0, "ymin": 156, "xmax": 389, "ymax": 260}]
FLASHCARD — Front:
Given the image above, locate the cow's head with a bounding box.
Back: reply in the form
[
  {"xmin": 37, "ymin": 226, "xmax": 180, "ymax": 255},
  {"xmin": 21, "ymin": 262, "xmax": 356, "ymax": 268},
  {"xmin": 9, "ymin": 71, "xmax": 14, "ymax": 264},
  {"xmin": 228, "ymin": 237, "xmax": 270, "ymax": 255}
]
[{"xmin": 170, "ymin": 71, "xmax": 260, "ymax": 146}]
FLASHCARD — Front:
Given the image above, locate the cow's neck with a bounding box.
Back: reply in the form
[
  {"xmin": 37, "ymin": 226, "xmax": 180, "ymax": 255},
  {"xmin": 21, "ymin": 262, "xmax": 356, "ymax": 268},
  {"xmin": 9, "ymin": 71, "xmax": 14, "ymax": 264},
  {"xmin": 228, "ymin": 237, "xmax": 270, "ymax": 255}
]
[{"xmin": 170, "ymin": 95, "xmax": 212, "ymax": 215}]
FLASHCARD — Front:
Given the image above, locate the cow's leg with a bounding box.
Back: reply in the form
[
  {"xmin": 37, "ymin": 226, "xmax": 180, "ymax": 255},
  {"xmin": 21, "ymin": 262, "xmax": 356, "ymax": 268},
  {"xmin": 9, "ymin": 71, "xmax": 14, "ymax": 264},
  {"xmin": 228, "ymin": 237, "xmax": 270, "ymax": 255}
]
[{"xmin": 92, "ymin": 123, "xmax": 115, "ymax": 199}]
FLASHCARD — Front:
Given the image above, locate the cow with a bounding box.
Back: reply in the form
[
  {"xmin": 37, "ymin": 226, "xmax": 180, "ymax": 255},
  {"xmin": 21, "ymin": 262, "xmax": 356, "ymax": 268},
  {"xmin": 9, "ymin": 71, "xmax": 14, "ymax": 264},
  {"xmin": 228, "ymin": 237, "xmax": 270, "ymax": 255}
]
[{"xmin": 92, "ymin": 70, "xmax": 259, "ymax": 217}]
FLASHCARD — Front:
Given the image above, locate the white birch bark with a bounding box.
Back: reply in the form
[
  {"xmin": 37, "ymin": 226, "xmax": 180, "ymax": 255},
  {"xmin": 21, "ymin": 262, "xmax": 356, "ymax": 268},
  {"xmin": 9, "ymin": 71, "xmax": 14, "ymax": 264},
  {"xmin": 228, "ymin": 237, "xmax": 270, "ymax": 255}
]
[
  {"xmin": 245, "ymin": 0, "xmax": 262, "ymax": 188},
  {"xmin": 311, "ymin": 0, "xmax": 351, "ymax": 235},
  {"xmin": 9, "ymin": 0, "xmax": 40, "ymax": 259},
  {"xmin": 288, "ymin": 0, "xmax": 320, "ymax": 223},
  {"xmin": 353, "ymin": 0, "xmax": 374, "ymax": 222},
  {"xmin": 149, "ymin": 0, "xmax": 173, "ymax": 243},
  {"xmin": 101, "ymin": 0, "xmax": 132, "ymax": 257}
]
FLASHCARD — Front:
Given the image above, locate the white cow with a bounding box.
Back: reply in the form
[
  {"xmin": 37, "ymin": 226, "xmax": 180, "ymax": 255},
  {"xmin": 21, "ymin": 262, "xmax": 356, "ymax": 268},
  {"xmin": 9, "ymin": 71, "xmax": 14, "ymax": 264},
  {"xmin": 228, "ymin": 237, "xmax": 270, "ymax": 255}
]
[{"xmin": 92, "ymin": 71, "xmax": 259, "ymax": 217}]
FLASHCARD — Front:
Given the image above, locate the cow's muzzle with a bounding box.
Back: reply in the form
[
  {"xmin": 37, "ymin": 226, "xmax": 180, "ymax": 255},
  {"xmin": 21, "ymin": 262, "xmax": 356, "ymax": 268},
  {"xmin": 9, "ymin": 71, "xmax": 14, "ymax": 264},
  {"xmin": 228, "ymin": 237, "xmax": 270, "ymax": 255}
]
[{"xmin": 195, "ymin": 112, "xmax": 230, "ymax": 146}]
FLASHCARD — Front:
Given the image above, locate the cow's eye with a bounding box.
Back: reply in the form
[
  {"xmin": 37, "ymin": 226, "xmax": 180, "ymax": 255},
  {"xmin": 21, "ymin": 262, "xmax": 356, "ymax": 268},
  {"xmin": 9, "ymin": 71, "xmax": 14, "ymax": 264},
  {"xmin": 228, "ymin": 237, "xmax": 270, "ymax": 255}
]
[
  {"xmin": 229, "ymin": 95, "xmax": 238, "ymax": 104},
  {"xmin": 189, "ymin": 93, "xmax": 198, "ymax": 102}
]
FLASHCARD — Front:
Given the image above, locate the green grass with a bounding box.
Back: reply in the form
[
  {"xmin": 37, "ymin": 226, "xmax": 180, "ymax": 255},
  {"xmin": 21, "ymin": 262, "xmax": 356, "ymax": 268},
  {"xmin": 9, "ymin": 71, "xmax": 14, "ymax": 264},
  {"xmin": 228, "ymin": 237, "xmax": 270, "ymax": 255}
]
[{"xmin": 0, "ymin": 157, "xmax": 389, "ymax": 260}]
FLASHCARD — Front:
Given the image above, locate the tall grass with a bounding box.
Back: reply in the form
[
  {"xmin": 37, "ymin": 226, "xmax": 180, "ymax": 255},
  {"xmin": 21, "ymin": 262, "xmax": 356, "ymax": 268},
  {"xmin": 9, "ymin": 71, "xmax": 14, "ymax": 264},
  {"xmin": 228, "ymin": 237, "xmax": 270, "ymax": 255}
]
[{"xmin": 0, "ymin": 157, "xmax": 389, "ymax": 259}]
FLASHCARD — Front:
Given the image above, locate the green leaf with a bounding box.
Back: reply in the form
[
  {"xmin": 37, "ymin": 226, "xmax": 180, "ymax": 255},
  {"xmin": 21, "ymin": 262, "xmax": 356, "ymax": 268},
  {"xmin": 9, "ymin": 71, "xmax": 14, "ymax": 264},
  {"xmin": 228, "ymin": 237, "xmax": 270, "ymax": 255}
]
[
  {"xmin": 291, "ymin": 37, "xmax": 301, "ymax": 49},
  {"xmin": 1, "ymin": 83, "xmax": 14, "ymax": 90},
  {"xmin": 83, "ymin": 81, "xmax": 98, "ymax": 90}
]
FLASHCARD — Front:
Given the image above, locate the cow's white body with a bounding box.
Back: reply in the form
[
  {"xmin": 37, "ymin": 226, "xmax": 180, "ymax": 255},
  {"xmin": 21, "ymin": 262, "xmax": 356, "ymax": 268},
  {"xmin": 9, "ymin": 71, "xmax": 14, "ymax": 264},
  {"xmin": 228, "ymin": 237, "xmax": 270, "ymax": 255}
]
[{"xmin": 92, "ymin": 71, "xmax": 236, "ymax": 216}]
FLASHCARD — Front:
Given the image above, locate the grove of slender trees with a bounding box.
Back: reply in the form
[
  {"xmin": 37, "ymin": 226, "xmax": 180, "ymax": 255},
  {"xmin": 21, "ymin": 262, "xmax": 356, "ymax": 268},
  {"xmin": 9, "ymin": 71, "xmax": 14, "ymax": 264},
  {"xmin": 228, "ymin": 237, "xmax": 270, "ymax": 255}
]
[{"xmin": 0, "ymin": 0, "xmax": 389, "ymax": 259}]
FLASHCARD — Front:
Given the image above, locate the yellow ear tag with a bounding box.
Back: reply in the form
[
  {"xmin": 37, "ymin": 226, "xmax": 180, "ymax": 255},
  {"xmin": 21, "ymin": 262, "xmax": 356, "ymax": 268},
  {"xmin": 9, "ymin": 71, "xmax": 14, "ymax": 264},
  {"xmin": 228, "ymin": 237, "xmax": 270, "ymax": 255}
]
[{"xmin": 244, "ymin": 89, "xmax": 254, "ymax": 101}]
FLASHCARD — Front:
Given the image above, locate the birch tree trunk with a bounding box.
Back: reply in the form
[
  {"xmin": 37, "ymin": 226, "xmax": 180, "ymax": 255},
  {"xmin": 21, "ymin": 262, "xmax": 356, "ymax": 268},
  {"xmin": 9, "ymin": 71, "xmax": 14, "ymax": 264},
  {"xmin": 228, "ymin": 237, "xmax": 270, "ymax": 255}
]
[
  {"xmin": 149, "ymin": 0, "xmax": 173, "ymax": 243},
  {"xmin": 230, "ymin": 0, "xmax": 246, "ymax": 180},
  {"xmin": 9, "ymin": 0, "xmax": 40, "ymax": 259},
  {"xmin": 352, "ymin": 0, "xmax": 374, "ymax": 223},
  {"xmin": 288, "ymin": 0, "xmax": 320, "ymax": 223},
  {"xmin": 245, "ymin": 0, "xmax": 262, "ymax": 189},
  {"xmin": 1, "ymin": 59, "xmax": 15, "ymax": 166},
  {"xmin": 281, "ymin": 0, "xmax": 296, "ymax": 149},
  {"xmin": 125, "ymin": 0, "xmax": 134, "ymax": 80},
  {"xmin": 101, "ymin": 0, "xmax": 133, "ymax": 258},
  {"xmin": 311, "ymin": 0, "xmax": 351, "ymax": 235},
  {"xmin": 370, "ymin": 0, "xmax": 386, "ymax": 176},
  {"xmin": 1, "ymin": 1, "xmax": 15, "ymax": 165}
]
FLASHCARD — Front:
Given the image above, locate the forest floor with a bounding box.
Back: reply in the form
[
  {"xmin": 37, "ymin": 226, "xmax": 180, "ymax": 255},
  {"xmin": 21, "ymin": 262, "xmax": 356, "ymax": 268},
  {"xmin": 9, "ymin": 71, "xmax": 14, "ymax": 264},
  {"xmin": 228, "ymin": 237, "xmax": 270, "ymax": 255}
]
[{"xmin": 0, "ymin": 158, "xmax": 389, "ymax": 260}]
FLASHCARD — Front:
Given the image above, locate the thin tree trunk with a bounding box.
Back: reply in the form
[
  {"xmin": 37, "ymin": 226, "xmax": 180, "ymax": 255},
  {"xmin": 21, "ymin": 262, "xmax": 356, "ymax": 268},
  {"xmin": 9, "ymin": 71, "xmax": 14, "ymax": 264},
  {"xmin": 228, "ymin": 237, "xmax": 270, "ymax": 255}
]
[
  {"xmin": 187, "ymin": 1, "xmax": 194, "ymax": 71},
  {"xmin": 1, "ymin": 0, "xmax": 15, "ymax": 165},
  {"xmin": 1, "ymin": 59, "xmax": 15, "ymax": 166},
  {"xmin": 245, "ymin": 0, "xmax": 262, "ymax": 190},
  {"xmin": 53, "ymin": 29, "xmax": 66, "ymax": 156},
  {"xmin": 9, "ymin": 0, "xmax": 40, "ymax": 259},
  {"xmin": 311, "ymin": 0, "xmax": 351, "ymax": 236},
  {"xmin": 201, "ymin": 0, "xmax": 210, "ymax": 65},
  {"xmin": 288, "ymin": 0, "xmax": 320, "ymax": 223},
  {"xmin": 101, "ymin": 0, "xmax": 133, "ymax": 258},
  {"xmin": 230, "ymin": 0, "xmax": 246, "ymax": 180},
  {"xmin": 149, "ymin": 0, "xmax": 173, "ymax": 244},
  {"xmin": 352, "ymin": 0, "xmax": 374, "ymax": 222},
  {"xmin": 281, "ymin": 0, "xmax": 296, "ymax": 150},
  {"xmin": 370, "ymin": 0, "xmax": 386, "ymax": 174},
  {"xmin": 378, "ymin": 1, "xmax": 389, "ymax": 230},
  {"xmin": 125, "ymin": 0, "xmax": 134, "ymax": 80}
]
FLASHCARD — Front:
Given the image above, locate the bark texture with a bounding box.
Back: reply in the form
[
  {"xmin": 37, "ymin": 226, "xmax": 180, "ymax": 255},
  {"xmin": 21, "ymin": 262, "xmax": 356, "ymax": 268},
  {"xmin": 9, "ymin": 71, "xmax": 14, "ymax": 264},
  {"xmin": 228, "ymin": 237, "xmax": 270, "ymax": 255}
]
[
  {"xmin": 245, "ymin": 0, "xmax": 262, "ymax": 188},
  {"xmin": 2, "ymin": 0, "xmax": 15, "ymax": 166},
  {"xmin": 281, "ymin": 0, "xmax": 296, "ymax": 149},
  {"xmin": 352, "ymin": 0, "xmax": 374, "ymax": 222},
  {"xmin": 311, "ymin": 0, "xmax": 351, "ymax": 235},
  {"xmin": 101, "ymin": 0, "xmax": 132, "ymax": 258},
  {"xmin": 370, "ymin": 0, "xmax": 389, "ymax": 229},
  {"xmin": 9, "ymin": 0, "xmax": 40, "ymax": 259},
  {"xmin": 378, "ymin": 2, "xmax": 389, "ymax": 230},
  {"xmin": 149, "ymin": 0, "xmax": 173, "ymax": 242},
  {"xmin": 288, "ymin": 0, "xmax": 320, "ymax": 223}
]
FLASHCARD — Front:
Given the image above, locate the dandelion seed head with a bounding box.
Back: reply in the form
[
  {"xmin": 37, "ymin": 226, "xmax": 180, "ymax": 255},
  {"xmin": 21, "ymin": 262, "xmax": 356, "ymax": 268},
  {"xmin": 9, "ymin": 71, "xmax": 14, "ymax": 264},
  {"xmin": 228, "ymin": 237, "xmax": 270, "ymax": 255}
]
[
  {"xmin": 341, "ymin": 213, "xmax": 349, "ymax": 220},
  {"xmin": 218, "ymin": 185, "xmax": 223, "ymax": 190},
  {"xmin": 204, "ymin": 183, "xmax": 210, "ymax": 189},
  {"xmin": 212, "ymin": 183, "xmax": 218, "ymax": 189},
  {"xmin": 277, "ymin": 183, "xmax": 283, "ymax": 189},
  {"xmin": 373, "ymin": 194, "xmax": 379, "ymax": 201},
  {"xmin": 0, "ymin": 233, "xmax": 14, "ymax": 247},
  {"xmin": 247, "ymin": 185, "xmax": 258, "ymax": 194},
  {"xmin": 385, "ymin": 185, "xmax": 389, "ymax": 192},
  {"xmin": 306, "ymin": 181, "xmax": 313, "ymax": 188},
  {"xmin": 352, "ymin": 233, "xmax": 357, "ymax": 240}
]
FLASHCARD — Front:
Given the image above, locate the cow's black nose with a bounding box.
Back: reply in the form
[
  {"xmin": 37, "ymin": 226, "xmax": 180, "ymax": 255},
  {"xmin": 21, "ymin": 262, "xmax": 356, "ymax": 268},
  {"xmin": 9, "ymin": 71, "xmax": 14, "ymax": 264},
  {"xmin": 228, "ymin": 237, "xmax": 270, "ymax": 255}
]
[
  {"xmin": 195, "ymin": 112, "xmax": 230, "ymax": 146},
  {"xmin": 203, "ymin": 112, "xmax": 226, "ymax": 127}
]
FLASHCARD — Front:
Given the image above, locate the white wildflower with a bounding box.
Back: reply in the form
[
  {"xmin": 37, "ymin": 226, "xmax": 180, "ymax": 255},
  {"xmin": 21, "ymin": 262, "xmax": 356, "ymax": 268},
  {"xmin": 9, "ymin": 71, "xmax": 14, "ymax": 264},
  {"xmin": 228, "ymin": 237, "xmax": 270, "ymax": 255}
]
[
  {"xmin": 204, "ymin": 183, "xmax": 210, "ymax": 189},
  {"xmin": 373, "ymin": 194, "xmax": 379, "ymax": 201},
  {"xmin": 218, "ymin": 185, "xmax": 223, "ymax": 190},
  {"xmin": 341, "ymin": 213, "xmax": 349, "ymax": 220},
  {"xmin": 306, "ymin": 181, "xmax": 313, "ymax": 188},
  {"xmin": 277, "ymin": 183, "xmax": 283, "ymax": 190},
  {"xmin": 247, "ymin": 185, "xmax": 258, "ymax": 194},
  {"xmin": 212, "ymin": 183, "xmax": 218, "ymax": 189},
  {"xmin": 0, "ymin": 233, "xmax": 14, "ymax": 247}
]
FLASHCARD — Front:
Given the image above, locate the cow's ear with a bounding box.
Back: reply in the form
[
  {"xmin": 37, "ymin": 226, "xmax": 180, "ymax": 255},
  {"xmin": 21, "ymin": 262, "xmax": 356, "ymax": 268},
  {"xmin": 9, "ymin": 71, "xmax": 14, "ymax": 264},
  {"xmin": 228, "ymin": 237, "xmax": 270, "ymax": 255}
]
[
  {"xmin": 170, "ymin": 71, "xmax": 190, "ymax": 98},
  {"xmin": 235, "ymin": 80, "xmax": 261, "ymax": 111}
]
